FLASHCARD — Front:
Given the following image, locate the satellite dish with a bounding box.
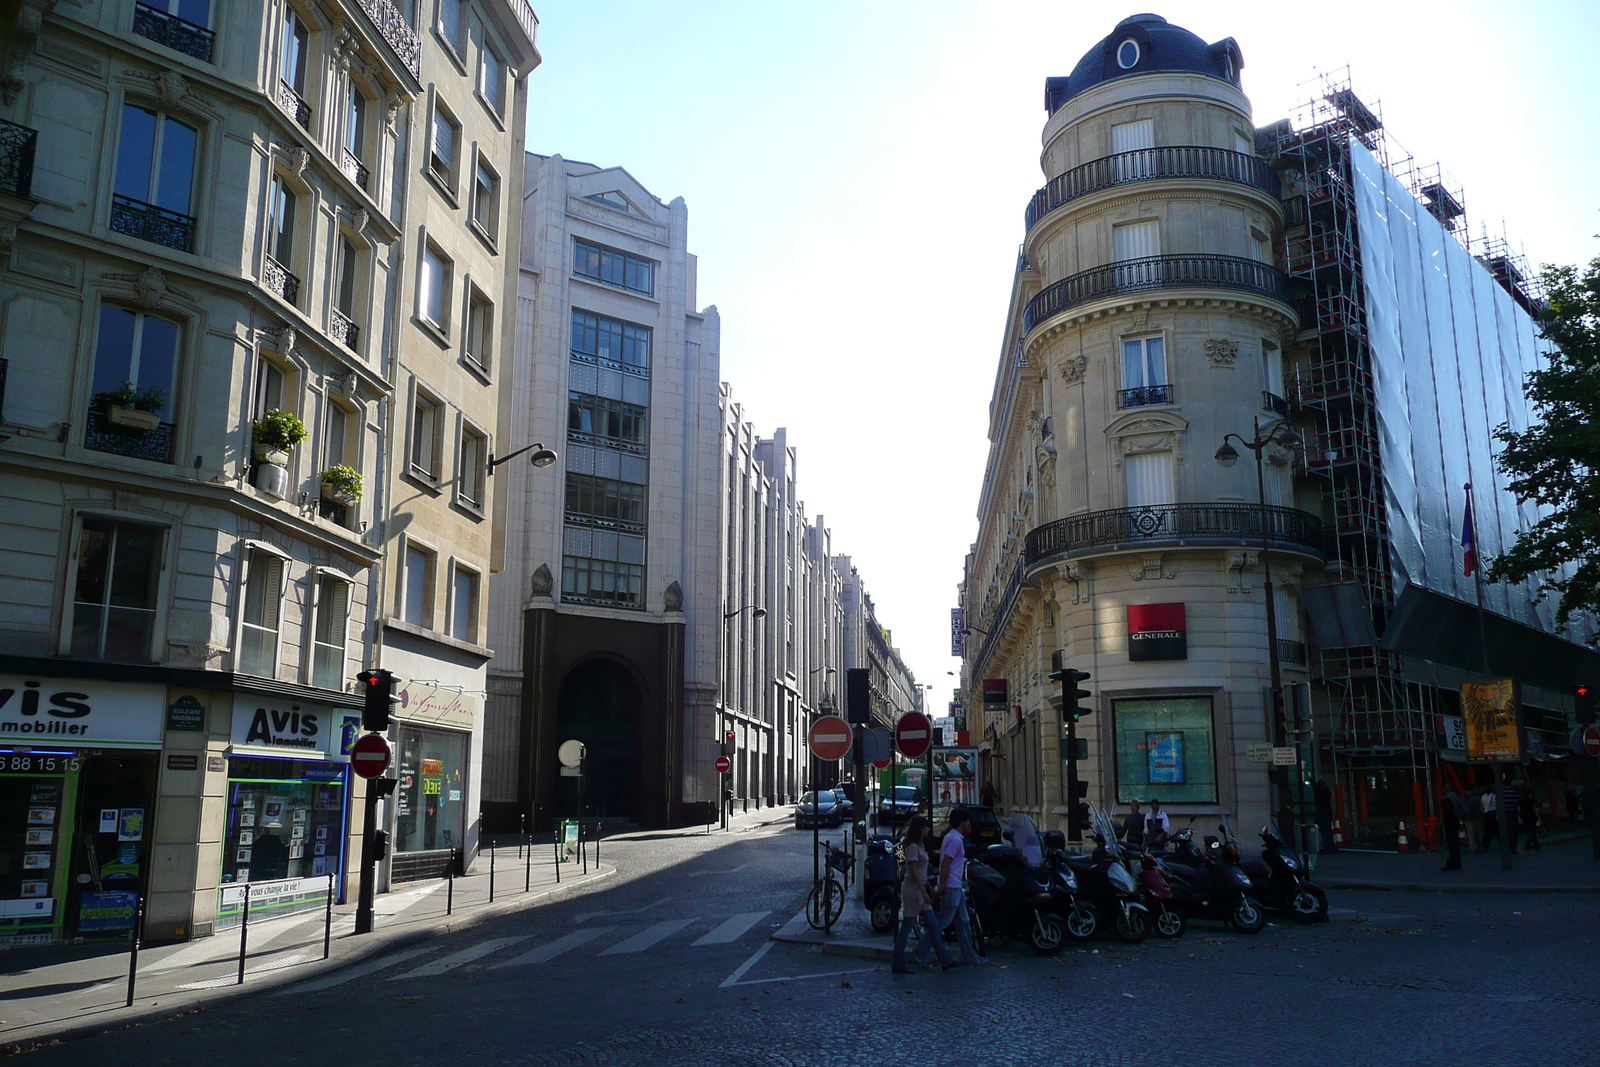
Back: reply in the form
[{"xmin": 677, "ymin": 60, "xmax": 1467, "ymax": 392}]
[{"xmin": 558, "ymin": 739, "xmax": 586, "ymax": 768}]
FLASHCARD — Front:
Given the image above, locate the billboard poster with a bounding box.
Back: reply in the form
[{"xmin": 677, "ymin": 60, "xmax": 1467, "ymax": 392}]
[
  {"xmin": 1462, "ymin": 678, "xmax": 1521, "ymax": 762},
  {"xmin": 930, "ymin": 747, "xmax": 978, "ymax": 806},
  {"xmin": 1146, "ymin": 731, "xmax": 1185, "ymax": 783}
]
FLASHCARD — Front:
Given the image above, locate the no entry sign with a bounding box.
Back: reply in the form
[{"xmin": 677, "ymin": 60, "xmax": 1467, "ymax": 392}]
[
  {"xmin": 715, "ymin": 755, "xmax": 732, "ymax": 774},
  {"xmin": 1571, "ymin": 725, "xmax": 1600, "ymax": 758},
  {"xmin": 350, "ymin": 733, "xmax": 391, "ymax": 779},
  {"xmin": 809, "ymin": 715, "xmax": 852, "ymax": 761},
  {"xmin": 895, "ymin": 712, "xmax": 932, "ymax": 759}
]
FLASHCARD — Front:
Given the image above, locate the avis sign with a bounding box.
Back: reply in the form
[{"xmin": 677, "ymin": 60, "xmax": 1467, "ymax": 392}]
[
  {"xmin": 231, "ymin": 701, "xmax": 362, "ymax": 761},
  {"xmin": 0, "ymin": 675, "xmax": 164, "ymax": 746}
]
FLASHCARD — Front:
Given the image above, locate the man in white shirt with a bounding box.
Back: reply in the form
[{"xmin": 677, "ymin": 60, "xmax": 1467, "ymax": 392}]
[
  {"xmin": 1146, "ymin": 798, "xmax": 1172, "ymax": 848},
  {"xmin": 913, "ymin": 808, "xmax": 987, "ymax": 966}
]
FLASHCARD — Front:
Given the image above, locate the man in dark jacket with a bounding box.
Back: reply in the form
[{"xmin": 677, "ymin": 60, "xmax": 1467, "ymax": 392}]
[
  {"xmin": 1440, "ymin": 787, "xmax": 1463, "ymax": 870},
  {"xmin": 1313, "ymin": 779, "xmax": 1335, "ymax": 854}
]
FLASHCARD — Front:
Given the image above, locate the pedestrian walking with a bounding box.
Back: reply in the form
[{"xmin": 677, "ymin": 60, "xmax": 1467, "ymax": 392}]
[
  {"xmin": 1518, "ymin": 792, "xmax": 1541, "ymax": 852},
  {"xmin": 1564, "ymin": 788, "xmax": 1580, "ymax": 826},
  {"xmin": 1480, "ymin": 788, "xmax": 1499, "ymax": 849},
  {"xmin": 1313, "ymin": 779, "xmax": 1336, "ymax": 854},
  {"xmin": 981, "ymin": 781, "xmax": 997, "ymax": 809},
  {"xmin": 913, "ymin": 808, "xmax": 987, "ymax": 967},
  {"xmin": 892, "ymin": 816, "xmax": 954, "ymax": 974},
  {"xmin": 1440, "ymin": 786, "xmax": 1463, "ymax": 870}
]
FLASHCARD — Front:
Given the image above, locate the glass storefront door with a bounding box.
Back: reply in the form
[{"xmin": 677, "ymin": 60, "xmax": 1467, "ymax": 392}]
[{"xmin": 394, "ymin": 725, "xmax": 466, "ymax": 854}]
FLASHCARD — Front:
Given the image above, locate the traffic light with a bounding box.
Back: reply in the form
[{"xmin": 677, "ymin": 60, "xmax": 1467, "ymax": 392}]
[
  {"xmin": 1070, "ymin": 780, "xmax": 1090, "ymax": 837},
  {"xmin": 372, "ymin": 829, "xmax": 389, "ymax": 862},
  {"xmin": 723, "ymin": 729, "xmax": 735, "ymax": 756},
  {"xmin": 1049, "ymin": 653, "xmax": 1093, "ymax": 722},
  {"xmin": 1574, "ymin": 684, "xmax": 1597, "ymax": 726},
  {"xmin": 846, "ymin": 667, "xmax": 871, "ymax": 725},
  {"xmin": 356, "ymin": 668, "xmax": 398, "ymax": 732}
]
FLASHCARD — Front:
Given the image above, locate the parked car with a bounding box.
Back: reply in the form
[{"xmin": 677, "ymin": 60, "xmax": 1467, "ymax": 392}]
[
  {"xmin": 877, "ymin": 785, "xmax": 921, "ymax": 826},
  {"xmin": 796, "ymin": 790, "xmax": 848, "ymax": 829},
  {"xmin": 966, "ymin": 806, "xmax": 1004, "ymax": 850}
]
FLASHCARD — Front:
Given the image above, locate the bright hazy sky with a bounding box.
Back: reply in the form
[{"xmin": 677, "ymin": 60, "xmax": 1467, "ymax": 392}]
[{"xmin": 522, "ymin": 1, "xmax": 1600, "ymax": 712}]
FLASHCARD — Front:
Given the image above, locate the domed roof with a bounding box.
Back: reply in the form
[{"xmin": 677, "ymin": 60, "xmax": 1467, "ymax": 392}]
[{"xmin": 1044, "ymin": 14, "xmax": 1243, "ymax": 113}]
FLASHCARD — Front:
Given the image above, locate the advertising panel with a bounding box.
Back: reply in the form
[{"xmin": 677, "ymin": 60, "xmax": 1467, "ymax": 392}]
[
  {"xmin": 0, "ymin": 676, "xmax": 164, "ymax": 746},
  {"xmin": 230, "ymin": 700, "xmax": 361, "ymax": 761},
  {"xmin": 929, "ymin": 747, "xmax": 978, "ymax": 807},
  {"xmin": 1462, "ymin": 678, "xmax": 1521, "ymax": 762},
  {"xmin": 1127, "ymin": 603, "xmax": 1188, "ymax": 661}
]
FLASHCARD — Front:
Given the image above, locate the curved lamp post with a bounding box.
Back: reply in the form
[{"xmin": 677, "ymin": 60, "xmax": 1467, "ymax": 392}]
[
  {"xmin": 720, "ymin": 605, "xmax": 766, "ymax": 826},
  {"xmin": 1216, "ymin": 417, "xmax": 1302, "ymax": 846}
]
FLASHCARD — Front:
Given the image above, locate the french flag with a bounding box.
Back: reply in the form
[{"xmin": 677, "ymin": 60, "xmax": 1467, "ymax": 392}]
[{"xmin": 1462, "ymin": 489, "xmax": 1477, "ymax": 577}]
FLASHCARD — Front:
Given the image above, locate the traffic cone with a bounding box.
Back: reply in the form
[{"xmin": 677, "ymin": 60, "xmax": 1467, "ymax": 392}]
[
  {"xmin": 1396, "ymin": 820, "xmax": 1410, "ymax": 852},
  {"xmin": 1332, "ymin": 817, "xmax": 1345, "ymax": 849}
]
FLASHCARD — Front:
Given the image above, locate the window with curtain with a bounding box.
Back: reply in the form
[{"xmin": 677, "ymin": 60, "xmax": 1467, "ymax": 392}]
[
  {"xmin": 325, "ymin": 402, "xmax": 351, "ymax": 468},
  {"xmin": 472, "ymin": 159, "xmax": 499, "ymax": 237},
  {"xmin": 1262, "ymin": 339, "xmax": 1284, "ymax": 396},
  {"xmin": 254, "ymin": 357, "xmax": 285, "ymax": 421},
  {"xmin": 464, "ymin": 287, "xmax": 493, "ymax": 370},
  {"xmin": 420, "ymin": 243, "xmax": 451, "ymax": 329},
  {"xmin": 1112, "ymin": 118, "xmax": 1154, "ymax": 153},
  {"xmin": 71, "ymin": 518, "xmax": 163, "ymax": 661},
  {"xmin": 479, "ymin": 43, "xmax": 505, "ymax": 114},
  {"xmin": 1122, "ymin": 336, "xmax": 1166, "ymax": 389},
  {"xmin": 438, "ymin": 0, "xmax": 464, "ymax": 53},
  {"xmin": 430, "ymin": 103, "xmax": 458, "ymax": 186},
  {"xmin": 458, "ymin": 425, "xmax": 486, "ymax": 508},
  {"xmin": 310, "ymin": 575, "xmax": 349, "ymax": 689},
  {"xmin": 338, "ymin": 238, "xmax": 360, "ymax": 317},
  {"xmin": 267, "ymin": 175, "xmax": 296, "ymax": 267},
  {"xmin": 411, "ymin": 390, "xmax": 441, "ymax": 479},
  {"xmin": 1124, "ymin": 451, "xmax": 1174, "ymax": 509},
  {"xmin": 345, "ymin": 82, "xmax": 366, "ymax": 160},
  {"xmin": 1113, "ymin": 219, "xmax": 1160, "ymax": 261},
  {"xmin": 280, "ymin": 9, "xmax": 308, "ymax": 93},
  {"xmin": 239, "ymin": 550, "xmax": 285, "ymax": 677}
]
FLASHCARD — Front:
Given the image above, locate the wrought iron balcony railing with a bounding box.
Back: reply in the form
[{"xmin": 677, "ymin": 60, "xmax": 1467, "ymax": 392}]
[
  {"xmin": 1023, "ymin": 254, "xmax": 1294, "ymax": 333},
  {"xmin": 1026, "ymin": 147, "xmax": 1281, "ymax": 231},
  {"xmin": 84, "ymin": 409, "xmax": 175, "ymax": 463},
  {"xmin": 110, "ymin": 193, "xmax": 195, "ymax": 252},
  {"xmin": 355, "ymin": 0, "xmax": 420, "ymax": 78},
  {"xmin": 263, "ymin": 256, "xmax": 301, "ymax": 306},
  {"xmin": 133, "ymin": 2, "xmax": 215, "ymax": 62},
  {"xmin": 340, "ymin": 147, "xmax": 370, "ymax": 191},
  {"xmin": 1119, "ymin": 384, "xmax": 1172, "ymax": 408},
  {"xmin": 1262, "ymin": 390, "xmax": 1289, "ymax": 417},
  {"xmin": 330, "ymin": 308, "xmax": 360, "ymax": 350},
  {"xmin": 1025, "ymin": 502, "xmax": 1325, "ymax": 565},
  {"xmin": 1, "ymin": 119, "xmax": 39, "ymax": 200},
  {"xmin": 279, "ymin": 80, "xmax": 312, "ymax": 129},
  {"xmin": 1277, "ymin": 638, "xmax": 1308, "ymax": 666},
  {"xmin": 566, "ymin": 429, "xmax": 647, "ymax": 457}
]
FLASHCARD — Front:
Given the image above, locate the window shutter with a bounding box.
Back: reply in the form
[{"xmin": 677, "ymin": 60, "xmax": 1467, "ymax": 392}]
[
  {"xmin": 1112, "ymin": 119, "xmax": 1154, "ymax": 153},
  {"xmin": 1125, "ymin": 451, "xmax": 1175, "ymax": 508},
  {"xmin": 1113, "ymin": 219, "xmax": 1160, "ymax": 261}
]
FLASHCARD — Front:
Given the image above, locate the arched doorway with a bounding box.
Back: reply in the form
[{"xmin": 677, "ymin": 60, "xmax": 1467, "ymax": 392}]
[{"xmin": 556, "ymin": 658, "xmax": 639, "ymax": 821}]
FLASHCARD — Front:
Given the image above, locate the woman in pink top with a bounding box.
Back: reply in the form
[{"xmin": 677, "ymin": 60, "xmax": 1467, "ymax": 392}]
[{"xmin": 891, "ymin": 816, "xmax": 954, "ymax": 973}]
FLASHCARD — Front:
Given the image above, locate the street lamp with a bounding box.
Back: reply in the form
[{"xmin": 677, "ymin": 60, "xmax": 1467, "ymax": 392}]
[
  {"xmin": 485, "ymin": 442, "xmax": 558, "ymax": 475},
  {"xmin": 720, "ymin": 604, "xmax": 766, "ymax": 825},
  {"xmin": 1215, "ymin": 417, "xmax": 1302, "ymax": 846}
]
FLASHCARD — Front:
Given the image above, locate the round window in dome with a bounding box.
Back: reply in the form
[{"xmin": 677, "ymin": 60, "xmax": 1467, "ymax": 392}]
[{"xmin": 1117, "ymin": 38, "xmax": 1140, "ymax": 70}]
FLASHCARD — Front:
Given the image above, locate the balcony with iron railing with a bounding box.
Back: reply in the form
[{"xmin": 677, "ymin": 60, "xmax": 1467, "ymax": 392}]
[
  {"xmin": 278, "ymin": 80, "xmax": 312, "ymax": 129},
  {"xmin": 1023, "ymin": 255, "xmax": 1294, "ymax": 334},
  {"xmin": 330, "ymin": 308, "xmax": 360, "ymax": 350},
  {"xmin": 1, "ymin": 118, "xmax": 39, "ymax": 200},
  {"xmin": 84, "ymin": 409, "xmax": 175, "ymax": 463},
  {"xmin": 340, "ymin": 147, "xmax": 370, "ymax": 191},
  {"xmin": 1262, "ymin": 390, "xmax": 1289, "ymax": 417},
  {"xmin": 1277, "ymin": 638, "xmax": 1308, "ymax": 666},
  {"xmin": 133, "ymin": 2, "xmax": 215, "ymax": 62},
  {"xmin": 1026, "ymin": 147, "xmax": 1281, "ymax": 231},
  {"xmin": 109, "ymin": 193, "xmax": 195, "ymax": 252},
  {"xmin": 263, "ymin": 256, "xmax": 301, "ymax": 306},
  {"xmin": 354, "ymin": 0, "xmax": 421, "ymax": 78},
  {"xmin": 1024, "ymin": 502, "xmax": 1325, "ymax": 567},
  {"xmin": 1119, "ymin": 384, "xmax": 1172, "ymax": 409}
]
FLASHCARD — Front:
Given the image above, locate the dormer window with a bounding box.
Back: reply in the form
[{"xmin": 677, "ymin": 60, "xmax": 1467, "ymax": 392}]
[{"xmin": 1116, "ymin": 38, "xmax": 1140, "ymax": 69}]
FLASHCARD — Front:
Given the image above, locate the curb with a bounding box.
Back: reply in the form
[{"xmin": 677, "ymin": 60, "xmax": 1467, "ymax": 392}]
[
  {"xmin": 1316, "ymin": 879, "xmax": 1600, "ymax": 894},
  {"xmin": 0, "ymin": 864, "xmax": 617, "ymax": 1055}
]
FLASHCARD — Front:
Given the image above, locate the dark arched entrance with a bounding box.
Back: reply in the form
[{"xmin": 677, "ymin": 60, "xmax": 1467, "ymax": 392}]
[{"xmin": 556, "ymin": 658, "xmax": 639, "ymax": 820}]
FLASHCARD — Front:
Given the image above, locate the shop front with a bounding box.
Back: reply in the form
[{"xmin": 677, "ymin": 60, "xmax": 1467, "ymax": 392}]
[
  {"xmin": 220, "ymin": 699, "xmax": 361, "ymax": 928},
  {"xmin": 0, "ymin": 674, "xmax": 163, "ymax": 946},
  {"xmin": 390, "ymin": 681, "xmax": 475, "ymax": 883}
]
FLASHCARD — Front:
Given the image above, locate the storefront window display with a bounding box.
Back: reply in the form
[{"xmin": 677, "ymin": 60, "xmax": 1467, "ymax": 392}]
[
  {"xmin": 222, "ymin": 756, "xmax": 348, "ymax": 886},
  {"xmin": 1113, "ymin": 696, "xmax": 1218, "ymax": 805},
  {"xmin": 394, "ymin": 725, "xmax": 466, "ymax": 854}
]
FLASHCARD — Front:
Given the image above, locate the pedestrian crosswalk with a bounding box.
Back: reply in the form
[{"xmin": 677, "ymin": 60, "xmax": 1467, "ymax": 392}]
[{"xmin": 285, "ymin": 910, "xmax": 773, "ymax": 990}]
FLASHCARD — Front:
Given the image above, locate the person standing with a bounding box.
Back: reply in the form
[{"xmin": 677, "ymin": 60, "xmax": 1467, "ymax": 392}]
[
  {"xmin": 1480, "ymin": 787, "xmax": 1499, "ymax": 849},
  {"xmin": 1440, "ymin": 786, "xmax": 1463, "ymax": 870},
  {"xmin": 1564, "ymin": 788, "xmax": 1581, "ymax": 827},
  {"xmin": 1313, "ymin": 779, "xmax": 1336, "ymax": 854},
  {"xmin": 1120, "ymin": 801, "xmax": 1146, "ymax": 850},
  {"xmin": 892, "ymin": 816, "xmax": 953, "ymax": 974},
  {"xmin": 1464, "ymin": 781, "xmax": 1485, "ymax": 853},
  {"xmin": 914, "ymin": 808, "xmax": 986, "ymax": 967},
  {"xmin": 981, "ymin": 781, "xmax": 997, "ymax": 809},
  {"xmin": 1518, "ymin": 792, "xmax": 1541, "ymax": 852},
  {"xmin": 1145, "ymin": 799, "xmax": 1171, "ymax": 849}
]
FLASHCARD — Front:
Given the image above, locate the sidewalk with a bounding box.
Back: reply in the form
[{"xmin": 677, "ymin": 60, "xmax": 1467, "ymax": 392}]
[
  {"xmin": 0, "ymin": 842, "xmax": 614, "ymax": 1053},
  {"xmin": 1311, "ymin": 834, "xmax": 1600, "ymax": 893}
]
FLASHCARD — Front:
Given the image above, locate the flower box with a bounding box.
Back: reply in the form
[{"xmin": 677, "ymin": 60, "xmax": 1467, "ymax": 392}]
[{"xmin": 107, "ymin": 405, "xmax": 162, "ymax": 432}]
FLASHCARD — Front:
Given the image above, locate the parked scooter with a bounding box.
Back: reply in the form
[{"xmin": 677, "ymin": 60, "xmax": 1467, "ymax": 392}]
[
  {"xmin": 866, "ymin": 833, "xmax": 901, "ymax": 933},
  {"xmin": 1135, "ymin": 853, "xmax": 1186, "ymax": 939},
  {"xmin": 1063, "ymin": 835, "xmax": 1151, "ymax": 942},
  {"xmin": 1239, "ymin": 825, "xmax": 1328, "ymax": 923},
  {"xmin": 964, "ymin": 841, "xmax": 1068, "ymax": 955},
  {"xmin": 1159, "ymin": 825, "xmax": 1266, "ymax": 933}
]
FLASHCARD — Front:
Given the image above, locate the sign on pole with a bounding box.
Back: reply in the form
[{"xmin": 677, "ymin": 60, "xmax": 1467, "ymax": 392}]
[
  {"xmin": 350, "ymin": 734, "xmax": 391, "ymax": 779},
  {"xmin": 860, "ymin": 728, "xmax": 891, "ymax": 766},
  {"xmin": 808, "ymin": 716, "xmax": 852, "ymax": 761},
  {"xmin": 558, "ymin": 739, "xmax": 587, "ymax": 768},
  {"xmin": 895, "ymin": 712, "xmax": 932, "ymax": 759},
  {"xmin": 1463, "ymin": 679, "xmax": 1522, "ymax": 761},
  {"xmin": 1571, "ymin": 725, "xmax": 1600, "ymax": 759},
  {"xmin": 715, "ymin": 755, "xmax": 732, "ymax": 774},
  {"xmin": 1246, "ymin": 743, "xmax": 1274, "ymax": 763},
  {"xmin": 1270, "ymin": 746, "xmax": 1298, "ymax": 766}
]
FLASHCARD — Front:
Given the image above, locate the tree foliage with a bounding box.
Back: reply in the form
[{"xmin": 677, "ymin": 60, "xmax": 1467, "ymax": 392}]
[{"xmin": 1486, "ymin": 256, "xmax": 1600, "ymax": 640}]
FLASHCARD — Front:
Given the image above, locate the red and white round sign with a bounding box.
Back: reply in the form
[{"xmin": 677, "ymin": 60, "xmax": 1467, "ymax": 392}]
[
  {"xmin": 1573, "ymin": 725, "xmax": 1600, "ymax": 759},
  {"xmin": 715, "ymin": 755, "xmax": 732, "ymax": 774},
  {"xmin": 808, "ymin": 715, "xmax": 853, "ymax": 762},
  {"xmin": 350, "ymin": 733, "xmax": 391, "ymax": 779},
  {"xmin": 895, "ymin": 712, "xmax": 933, "ymax": 759}
]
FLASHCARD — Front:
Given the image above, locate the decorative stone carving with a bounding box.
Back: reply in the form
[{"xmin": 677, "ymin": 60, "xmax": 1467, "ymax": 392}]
[
  {"xmin": 334, "ymin": 29, "xmax": 361, "ymax": 72},
  {"xmin": 352, "ymin": 209, "xmax": 369, "ymax": 238},
  {"xmin": 384, "ymin": 92, "xmax": 402, "ymax": 129},
  {"xmin": 1057, "ymin": 355, "xmax": 1089, "ymax": 383},
  {"xmin": 1, "ymin": 1, "xmax": 50, "ymax": 106},
  {"xmin": 289, "ymin": 147, "xmax": 311, "ymax": 180},
  {"xmin": 276, "ymin": 324, "xmax": 297, "ymax": 356},
  {"xmin": 0, "ymin": 222, "xmax": 17, "ymax": 259},
  {"xmin": 156, "ymin": 70, "xmax": 189, "ymax": 109},
  {"xmin": 530, "ymin": 563, "xmax": 553, "ymax": 597},
  {"xmin": 663, "ymin": 581, "xmax": 683, "ymax": 612},
  {"xmin": 1129, "ymin": 553, "xmax": 1176, "ymax": 582},
  {"xmin": 1059, "ymin": 561, "xmax": 1085, "ymax": 604},
  {"xmin": 1035, "ymin": 442, "xmax": 1056, "ymax": 490},
  {"xmin": 1225, "ymin": 550, "xmax": 1259, "ymax": 593},
  {"xmin": 134, "ymin": 268, "xmax": 168, "ymax": 309},
  {"xmin": 1204, "ymin": 338, "xmax": 1240, "ymax": 366}
]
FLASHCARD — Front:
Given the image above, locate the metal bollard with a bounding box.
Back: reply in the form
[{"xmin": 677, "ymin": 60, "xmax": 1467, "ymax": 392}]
[
  {"xmin": 447, "ymin": 848, "xmax": 456, "ymax": 915},
  {"xmin": 488, "ymin": 841, "xmax": 495, "ymax": 903},
  {"xmin": 524, "ymin": 825, "xmax": 531, "ymax": 892},
  {"xmin": 237, "ymin": 884, "xmax": 252, "ymax": 985},
  {"xmin": 582, "ymin": 820, "xmax": 588, "ymax": 875},
  {"xmin": 553, "ymin": 832, "xmax": 560, "ymax": 883},
  {"xmin": 323, "ymin": 874, "xmax": 334, "ymax": 960},
  {"xmin": 518, "ymin": 814, "xmax": 526, "ymax": 860},
  {"xmin": 124, "ymin": 892, "xmax": 146, "ymax": 1008},
  {"xmin": 595, "ymin": 820, "xmax": 601, "ymax": 867}
]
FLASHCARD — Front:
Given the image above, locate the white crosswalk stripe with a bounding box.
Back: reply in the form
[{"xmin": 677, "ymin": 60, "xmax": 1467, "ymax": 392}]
[
  {"xmin": 390, "ymin": 936, "xmax": 530, "ymax": 979},
  {"xmin": 598, "ymin": 919, "xmax": 694, "ymax": 955},
  {"xmin": 492, "ymin": 926, "xmax": 616, "ymax": 968},
  {"xmin": 691, "ymin": 911, "xmax": 769, "ymax": 946},
  {"xmin": 274, "ymin": 945, "xmax": 436, "ymax": 994}
]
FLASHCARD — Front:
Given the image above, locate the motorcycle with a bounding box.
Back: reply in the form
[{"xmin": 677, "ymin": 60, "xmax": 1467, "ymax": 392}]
[
  {"xmin": 1239, "ymin": 825, "xmax": 1328, "ymax": 924},
  {"xmin": 1160, "ymin": 826, "xmax": 1266, "ymax": 934},
  {"xmin": 1063, "ymin": 834, "xmax": 1151, "ymax": 942},
  {"xmin": 866, "ymin": 833, "xmax": 901, "ymax": 933},
  {"xmin": 1134, "ymin": 853, "xmax": 1186, "ymax": 939},
  {"xmin": 964, "ymin": 840, "xmax": 1069, "ymax": 955}
]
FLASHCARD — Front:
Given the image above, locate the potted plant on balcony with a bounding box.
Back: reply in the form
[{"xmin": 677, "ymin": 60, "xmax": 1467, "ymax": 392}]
[
  {"xmin": 319, "ymin": 464, "xmax": 363, "ymax": 507},
  {"xmin": 251, "ymin": 409, "xmax": 307, "ymax": 498},
  {"xmin": 93, "ymin": 381, "xmax": 166, "ymax": 433}
]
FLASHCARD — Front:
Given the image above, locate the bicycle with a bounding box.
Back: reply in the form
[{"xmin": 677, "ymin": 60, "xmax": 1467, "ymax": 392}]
[{"xmin": 806, "ymin": 840, "xmax": 851, "ymax": 930}]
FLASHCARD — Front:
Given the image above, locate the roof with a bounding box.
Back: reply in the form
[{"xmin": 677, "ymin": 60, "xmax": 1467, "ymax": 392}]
[{"xmin": 1044, "ymin": 14, "xmax": 1243, "ymax": 113}]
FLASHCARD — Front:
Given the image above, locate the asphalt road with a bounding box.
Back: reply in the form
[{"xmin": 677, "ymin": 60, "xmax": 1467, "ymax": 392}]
[{"xmin": 19, "ymin": 821, "xmax": 1600, "ymax": 1066}]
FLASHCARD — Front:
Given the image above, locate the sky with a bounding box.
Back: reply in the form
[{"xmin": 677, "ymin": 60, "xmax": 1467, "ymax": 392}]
[{"xmin": 521, "ymin": 1, "xmax": 1600, "ymax": 713}]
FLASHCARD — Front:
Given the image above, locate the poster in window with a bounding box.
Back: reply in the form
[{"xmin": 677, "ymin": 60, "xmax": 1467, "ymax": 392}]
[
  {"xmin": 1146, "ymin": 731, "xmax": 1185, "ymax": 784},
  {"xmin": 118, "ymin": 808, "xmax": 145, "ymax": 841},
  {"xmin": 99, "ymin": 808, "xmax": 119, "ymax": 832},
  {"xmin": 239, "ymin": 830, "xmax": 254, "ymax": 846},
  {"xmin": 25, "ymin": 829, "xmax": 53, "ymax": 846},
  {"xmin": 23, "ymin": 852, "xmax": 51, "ymax": 869},
  {"xmin": 21, "ymin": 880, "xmax": 49, "ymax": 897},
  {"xmin": 1462, "ymin": 678, "xmax": 1521, "ymax": 762},
  {"xmin": 262, "ymin": 798, "xmax": 286, "ymax": 827},
  {"xmin": 28, "ymin": 808, "xmax": 56, "ymax": 825}
]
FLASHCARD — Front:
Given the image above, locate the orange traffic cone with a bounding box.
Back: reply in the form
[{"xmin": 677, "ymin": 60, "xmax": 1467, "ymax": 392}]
[
  {"xmin": 1397, "ymin": 820, "xmax": 1410, "ymax": 852},
  {"xmin": 1332, "ymin": 817, "xmax": 1345, "ymax": 848}
]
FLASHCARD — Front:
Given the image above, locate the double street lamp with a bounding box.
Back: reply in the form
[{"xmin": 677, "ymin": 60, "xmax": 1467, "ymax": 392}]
[
  {"xmin": 1216, "ymin": 417, "xmax": 1303, "ymax": 847},
  {"xmin": 720, "ymin": 604, "xmax": 766, "ymax": 827}
]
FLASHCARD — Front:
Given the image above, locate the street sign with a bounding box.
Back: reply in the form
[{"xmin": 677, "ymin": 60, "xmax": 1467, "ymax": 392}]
[
  {"xmin": 350, "ymin": 734, "xmax": 391, "ymax": 779},
  {"xmin": 1247, "ymin": 743, "xmax": 1274, "ymax": 763},
  {"xmin": 558, "ymin": 739, "xmax": 586, "ymax": 768},
  {"xmin": 895, "ymin": 712, "xmax": 932, "ymax": 759},
  {"xmin": 715, "ymin": 755, "xmax": 732, "ymax": 774},
  {"xmin": 1571, "ymin": 725, "xmax": 1600, "ymax": 758},
  {"xmin": 1270, "ymin": 746, "xmax": 1298, "ymax": 766},
  {"xmin": 808, "ymin": 715, "xmax": 852, "ymax": 761},
  {"xmin": 860, "ymin": 728, "xmax": 891, "ymax": 765}
]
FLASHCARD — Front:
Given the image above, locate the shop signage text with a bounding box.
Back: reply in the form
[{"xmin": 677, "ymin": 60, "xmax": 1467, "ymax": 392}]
[
  {"xmin": 394, "ymin": 680, "xmax": 476, "ymax": 731},
  {"xmin": 1127, "ymin": 603, "xmax": 1188, "ymax": 661},
  {"xmin": 231, "ymin": 701, "xmax": 361, "ymax": 761},
  {"xmin": 0, "ymin": 676, "xmax": 164, "ymax": 747}
]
